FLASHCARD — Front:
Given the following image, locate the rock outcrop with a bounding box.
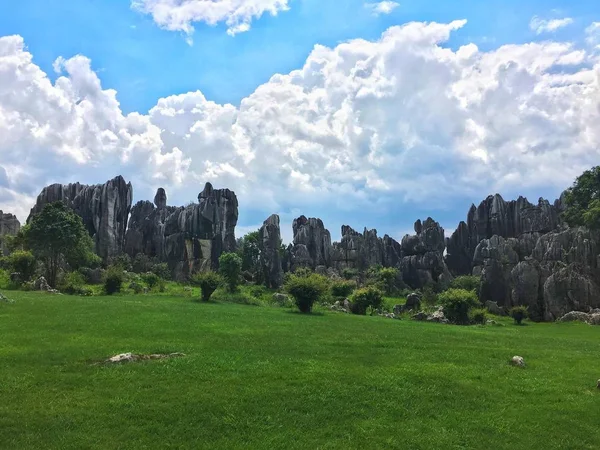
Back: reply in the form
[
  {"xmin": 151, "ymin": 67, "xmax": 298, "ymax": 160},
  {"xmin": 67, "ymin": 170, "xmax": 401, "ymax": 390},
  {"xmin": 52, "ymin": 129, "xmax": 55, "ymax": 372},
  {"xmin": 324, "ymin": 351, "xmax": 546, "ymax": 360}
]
[
  {"xmin": 259, "ymin": 215, "xmax": 283, "ymax": 288},
  {"xmin": 399, "ymin": 218, "xmax": 451, "ymax": 289},
  {"xmin": 27, "ymin": 176, "xmax": 132, "ymax": 260},
  {"xmin": 287, "ymin": 216, "xmax": 332, "ymax": 270},
  {"xmin": 124, "ymin": 183, "xmax": 238, "ymax": 280},
  {"xmin": 330, "ymin": 226, "xmax": 402, "ymax": 271},
  {"xmin": 0, "ymin": 211, "xmax": 20, "ymax": 256}
]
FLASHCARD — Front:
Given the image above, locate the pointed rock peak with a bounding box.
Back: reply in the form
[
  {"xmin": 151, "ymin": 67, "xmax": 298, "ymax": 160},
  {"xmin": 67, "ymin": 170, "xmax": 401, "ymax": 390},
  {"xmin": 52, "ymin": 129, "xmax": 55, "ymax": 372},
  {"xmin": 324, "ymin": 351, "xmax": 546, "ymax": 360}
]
[
  {"xmin": 264, "ymin": 214, "xmax": 280, "ymax": 227},
  {"xmin": 414, "ymin": 219, "xmax": 423, "ymax": 234},
  {"xmin": 199, "ymin": 182, "xmax": 214, "ymax": 200},
  {"xmin": 154, "ymin": 188, "xmax": 167, "ymax": 209}
]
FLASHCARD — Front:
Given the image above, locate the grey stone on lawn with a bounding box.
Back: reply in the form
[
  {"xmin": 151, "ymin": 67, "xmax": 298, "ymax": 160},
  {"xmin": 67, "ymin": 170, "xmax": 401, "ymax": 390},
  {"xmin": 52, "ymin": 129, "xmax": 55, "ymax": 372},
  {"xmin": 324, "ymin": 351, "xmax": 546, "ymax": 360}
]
[
  {"xmin": 557, "ymin": 311, "xmax": 591, "ymax": 323},
  {"xmin": 510, "ymin": 356, "xmax": 525, "ymax": 368}
]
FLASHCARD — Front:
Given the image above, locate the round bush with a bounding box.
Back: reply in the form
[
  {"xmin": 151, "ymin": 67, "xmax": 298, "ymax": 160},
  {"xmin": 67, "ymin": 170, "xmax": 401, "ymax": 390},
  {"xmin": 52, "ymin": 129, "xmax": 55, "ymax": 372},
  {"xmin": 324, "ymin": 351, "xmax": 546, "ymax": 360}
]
[
  {"xmin": 285, "ymin": 273, "xmax": 329, "ymax": 313},
  {"xmin": 7, "ymin": 250, "xmax": 37, "ymax": 282},
  {"xmin": 438, "ymin": 288, "xmax": 480, "ymax": 325},
  {"xmin": 219, "ymin": 253, "xmax": 242, "ymax": 292},
  {"xmin": 350, "ymin": 286, "xmax": 384, "ymax": 315},
  {"xmin": 331, "ymin": 280, "xmax": 357, "ymax": 298},
  {"xmin": 141, "ymin": 272, "xmax": 160, "ymax": 289},
  {"xmin": 509, "ymin": 305, "xmax": 529, "ymax": 325},
  {"xmin": 104, "ymin": 267, "xmax": 124, "ymax": 295},
  {"xmin": 191, "ymin": 271, "xmax": 223, "ymax": 302},
  {"xmin": 469, "ymin": 307, "xmax": 488, "ymax": 325}
]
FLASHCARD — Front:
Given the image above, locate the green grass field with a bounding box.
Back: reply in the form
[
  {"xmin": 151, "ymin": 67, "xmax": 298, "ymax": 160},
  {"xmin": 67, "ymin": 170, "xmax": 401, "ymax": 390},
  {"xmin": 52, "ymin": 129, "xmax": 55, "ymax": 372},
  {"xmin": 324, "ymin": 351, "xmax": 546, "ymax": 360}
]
[{"xmin": 1, "ymin": 291, "xmax": 599, "ymax": 449}]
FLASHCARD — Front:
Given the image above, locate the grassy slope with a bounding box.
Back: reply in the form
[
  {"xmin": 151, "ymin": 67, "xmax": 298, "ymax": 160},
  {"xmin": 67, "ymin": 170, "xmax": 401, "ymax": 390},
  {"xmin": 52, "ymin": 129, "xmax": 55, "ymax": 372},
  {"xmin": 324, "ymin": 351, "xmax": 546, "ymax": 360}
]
[{"xmin": 1, "ymin": 292, "xmax": 599, "ymax": 450}]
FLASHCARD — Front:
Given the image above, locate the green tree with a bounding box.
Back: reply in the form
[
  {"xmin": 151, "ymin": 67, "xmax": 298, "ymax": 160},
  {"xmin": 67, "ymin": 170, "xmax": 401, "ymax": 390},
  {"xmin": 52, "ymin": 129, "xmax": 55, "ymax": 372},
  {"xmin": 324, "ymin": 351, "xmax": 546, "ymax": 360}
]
[
  {"xmin": 24, "ymin": 202, "xmax": 97, "ymax": 287},
  {"xmin": 7, "ymin": 250, "xmax": 36, "ymax": 281},
  {"xmin": 191, "ymin": 271, "xmax": 223, "ymax": 302},
  {"xmin": 285, "ymin": 273, "xmax": 329, "ymax": 313},
  {"xmin": 563, "ymin": 166, "xmax": 600, "ymax": 229},
  {"xmin": 236, "ymin": 231, "xmax": 261, "ymax": 275},
  {"xmin": 219, "ymin": 252, "xmax": 242, "ymax": 292}
]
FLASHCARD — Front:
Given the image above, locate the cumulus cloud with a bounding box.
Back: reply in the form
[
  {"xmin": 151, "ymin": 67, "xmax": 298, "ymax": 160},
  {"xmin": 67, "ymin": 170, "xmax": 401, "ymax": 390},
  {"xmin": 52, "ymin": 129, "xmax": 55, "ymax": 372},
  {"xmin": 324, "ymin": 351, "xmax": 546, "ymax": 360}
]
[
  {"xmin": 1, "ymin": 20, "xmax": 600, "ymax": 237},
  {"xmin": 586, "ymin": 22, "xmax": 600, "ymax": 47},
  {"xmin": 529, "ymin": 16, "xmax": 574, "ymax": 34},
  {"xmin": 131, "ymin": 0, "xmax": 290, "ymax": 40},
  {"xmin": 365, "ymin": 1, "xmax": 400, "ymax": 16}
]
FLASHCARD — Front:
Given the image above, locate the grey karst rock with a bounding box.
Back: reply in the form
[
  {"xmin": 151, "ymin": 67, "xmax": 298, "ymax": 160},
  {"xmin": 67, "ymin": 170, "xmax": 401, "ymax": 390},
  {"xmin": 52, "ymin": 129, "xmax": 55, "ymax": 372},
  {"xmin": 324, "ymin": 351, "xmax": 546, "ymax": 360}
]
[
  {"xmin": 427, "ymin": 306, "xmax": 448, "ymax": 323},
  {"xmin": 28, "ymin": 176, "xmax": 133, "ymax": 260},
  {"xmin": 510, "ymin": 260, "xmax": 544, "ymax": 320},
  {"xmin": 259, "ymin": 214, "xmax": 283, "ymax": 289},
  {"xmin": 289, "ymin": 216, "xmax": 332, "ymax": 270},
  {"xmin": 0, "ymin": 211, "xmax": 20, "ymax": 256},
  {"xmin": 399, "ymin": 218, "xmax": 451, "ymax": 289},
  {"xmin": 542, "ymin": 265, "xmax": 600, "ymax": 321},
  {"xmin": 405, "ymin": 292, "xmax": 421, "ymax": 311},
  {"xmin": 557, "ymin": 311, "xmax": 592, "ymax": 323},
  {"xmin": 445, "ymin": 194, "xmax": 563, "ymax": 276},
  {"xmin": 484, "ymin": 300, "xmax": 505, "ymax": 316},
  {"xmin": 510, "ymin": 356, "xmax": 525, "ymax": 368},
  {"xmin": 532, "ymin": 227, "xmax": 600, "ymax": 268},
  {"xmin": 125, "ymin": 183, "xmax": 238, "ymax": 280},
  {"xmin": 473, "ymin": 235, "xmax": 520, "ymax": 307},
  {"xmin": 589, "ymin": 314, "xmax": 600, "ymax": 325}
]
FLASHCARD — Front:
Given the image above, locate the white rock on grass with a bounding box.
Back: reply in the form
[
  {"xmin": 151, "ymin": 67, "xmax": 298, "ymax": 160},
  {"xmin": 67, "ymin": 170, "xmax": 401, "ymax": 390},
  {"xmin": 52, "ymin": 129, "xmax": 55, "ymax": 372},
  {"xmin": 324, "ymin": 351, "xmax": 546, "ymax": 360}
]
[{"xmin": 510, "ymin": 356, "xmax": 525, "ymax": 368}]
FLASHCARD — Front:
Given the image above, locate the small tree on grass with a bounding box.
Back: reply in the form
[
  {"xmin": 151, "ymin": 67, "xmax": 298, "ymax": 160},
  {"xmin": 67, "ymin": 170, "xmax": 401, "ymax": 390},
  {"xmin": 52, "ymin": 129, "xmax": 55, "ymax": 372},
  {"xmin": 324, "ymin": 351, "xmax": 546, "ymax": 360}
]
[
  {"xmin": 439, "ymin": 288, "xmax": 480, "ymax": 325},
  {"xmin": 141, "ymin": 272, "xmax": 160, "ymax": 289},
  {"xmin": 219, "ymin": 252, "xmax": 242, "ymax": 292},
  {"xmin": 191, "ymin": 272, "xmax": 222, "ymax": 302},
  {"xmin": 350, "ymin": 286, "xmax": 384, "ymax": 315},
  {"xmin": 7, "ymin": 250, "xmax": 36, "ymax": 282},
  {"xmin": 331, "ymin": 280, "xmax": 357, "ymax": 298},
  {"xmin": 509, "ymin": 305, "xmax": 528, "ymax": 325},
  {"xmin": 285, "ymin": 273, "xmax": 329, "ymax": 313},
  {"xmin": 104, "ymin": 267, "xmax": 124, "ymax": 295}
]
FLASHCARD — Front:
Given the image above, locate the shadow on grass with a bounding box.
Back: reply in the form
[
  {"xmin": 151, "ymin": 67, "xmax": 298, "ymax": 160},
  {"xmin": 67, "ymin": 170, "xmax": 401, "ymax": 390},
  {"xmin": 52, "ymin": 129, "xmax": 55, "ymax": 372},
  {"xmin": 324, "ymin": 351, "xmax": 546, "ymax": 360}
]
[{"xmin": 284, "ymin": 310, "xmax": 326, "ymax": 317}]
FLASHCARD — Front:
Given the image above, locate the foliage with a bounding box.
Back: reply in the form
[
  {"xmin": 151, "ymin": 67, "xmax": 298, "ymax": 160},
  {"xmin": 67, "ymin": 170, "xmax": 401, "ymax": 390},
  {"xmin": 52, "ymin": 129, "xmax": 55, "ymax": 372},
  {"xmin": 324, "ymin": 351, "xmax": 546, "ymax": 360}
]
[
  {"xmin": 293, "ymin": 267, "xmax": 313, "ymax": 278},
  {"xmin": 0, "ymin": 269, "xmax": 10, "ymax": 290},
  {"xmin": 450, "ymin": 276, "xmax": 481, "ymax": 295},
  {"xmin": 7, "ymin": 250, "xmax": 37, "ymax": 282},
  {"xmin": 341, "ymin": 268, "xmax": 359, "ymax": 280},
  {"xmin": 132, "ymin": 253, "xmax": 152, "ymax": 274},
  {"xmin": 141, "ymin": 272, "xmax": 161, "ymax": 289},
  {"xmin": 248, "ymin": 285, "xmax": 267, "ymax": 299},
  {"xmin": 285, "ymin": 273, "xmax": 329, "ymax": 313},
  {"xmin": 24, "ymin": 202, "xmax": 98, "ymax": 287},
  {"xmin": 563, "ymin": 166, "xmax": 600, "ymax": 229},
  {"xmin": 104, "ymin": 267, "xmax": 124, "ymax": 295},
  {"xmin": 350, "ymin": 286, "xmax": 384, "ymax": 315},
  {"xmin": 236, "ymin": 230, "xmax": 261, "ymax": 275},
  {"xmin": 218, "ymin": 252, "xmax": 242, "ymax": 292},
  {"xmin": 469, "ymin": 308, "xmax": 488, "ymax": 325},
  {"xmin": 129, "ymin": 282, "xmax": 144, "ymax": 294},
  {"xmin": 151, "ymin": 263, "xmax": 171, "ymax": 281},
  {"xmin": 509, "ymin": 305, "xmax": 529, "ymax": 325},
  {"xmin": 111, "ymin": 254, "xmax": 132, "ymax": 272},
  {"xmin": 330, "ymin": 280, "xmax": 357, "ymax": 298},
  {"xmin": 191, "ymin": 272, "xmax": 223, "ymax": 302},
  {"xmin": 59, "ymin": 272, "xmax": 90, "ymax": 296},
  {"xmin": 377, "ymin": 267, "xmax": 401, "ymax": 295},
  {"xmin": 421, "ymin": 285, "xmax": 439, "ymax": 307},
  {"xmin": 211, "ymin": 288, "xmax": 262, "ymax": 306},
  {"xmin": 439, "ymin": 289, "xmax": 480, "ymax": 325}
]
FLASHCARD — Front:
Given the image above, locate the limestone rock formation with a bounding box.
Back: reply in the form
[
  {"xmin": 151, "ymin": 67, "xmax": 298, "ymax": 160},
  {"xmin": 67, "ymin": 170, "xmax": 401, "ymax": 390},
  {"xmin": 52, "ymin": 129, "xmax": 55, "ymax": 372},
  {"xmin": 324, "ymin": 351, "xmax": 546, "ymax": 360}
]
[
  {"xmin": 288, "ymin": 216, "xmax": 332, "ymax": 270},
  {"xmin": 259, "ymin": 214, "xmax": 283, "ymax": 288},
  {"xmin": 330, "ymin": 226, "xmax": 402, "ymax": 271},
  {"xmin": 399, "ymin": 218, "xmax": 451, "ymax": 289},
  {"xmin": 27, "ymin": 176, "xmax": 133, "ymax": 260},
  {"xmin": 124, "ymin": 183, "xmax": 238, "ymax": 280},
  {"xmin": 0, "ymin": 211, "xmax": 20, "ymax": 256}
]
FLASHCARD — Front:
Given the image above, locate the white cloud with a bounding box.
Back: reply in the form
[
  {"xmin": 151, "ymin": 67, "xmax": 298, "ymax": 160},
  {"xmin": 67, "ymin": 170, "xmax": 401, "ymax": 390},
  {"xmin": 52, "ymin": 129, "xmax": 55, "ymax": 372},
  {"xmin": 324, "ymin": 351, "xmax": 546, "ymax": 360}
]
[
  {"xmin": 131, "ymin": 0, "xmax": 290, "ymax": 41},
  {"xmin": 586, "ymin": 22, "xmax": 600, "ymax": 47},
  {"xmin": 365, "ymin": 1, "xmax": 400, "ymax": 16},
  {"xmin": 529, "ymin": 16, "xmax": 574, "ymax": 34},
  {"xmin": 1, "ymin": 20, "xmax": 600, "ymax": 234}
]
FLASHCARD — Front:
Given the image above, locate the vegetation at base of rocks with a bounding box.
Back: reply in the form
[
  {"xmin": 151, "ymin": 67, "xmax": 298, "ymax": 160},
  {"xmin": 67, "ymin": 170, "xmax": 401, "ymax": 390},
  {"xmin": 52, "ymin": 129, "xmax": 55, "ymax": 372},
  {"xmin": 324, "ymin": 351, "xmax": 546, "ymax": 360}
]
[
  {"xmin": 450, "ymin": 275, "xmax": 481, "ymax": 294},
  {"xmin": 218, "ymin": 252, "xmax": 242, "ymax": 293},
  {"xmin": 510, "ymin": 305, "xmax": 529, "ymax": 325},
  {"xmin": 285, "ymin": 273, "xmax": 329, "ymax": 313},
  {"xmin": 141, "ymin": 272, "xmax": 160, "ymax": 289},
  {"xmin": 469, "ymin": 308, "xmax": 488, "ymax": 325},
  {"xmin": 350, "ymin": 286, "xmax": 384, "ymax": 315},
  {"xmin": 59, "ymin": 272, "xmax": 92, "ymax": 296},
  {"xmin": 439, "ymin": 289, "xmax": 480, "ymax": 325},
  {"xmin": 330, "ymin": 280, "xmax": 357, "ymax": 298},
  {"xmin": 104, "ymin": 267, "xmax": 124, "ymax": 295},
  {"xmin": 563, "ymin": 165, "xmax": 600, "ymax": 230},
  {"xmin": 6, "ymin": 250, "xmax": 37, "ymax": 282},
  {"xmin": 420, "ymin": 284, "xmax": 439, "ymax": 306},
  {"xmin": 211, "ymin": 288, "xmax": 263, "ymax": 306},
  {"xmin": 191, "ymin": 271, "xmax": 223, "ymax": 302},
  {"xmin": 341, "ymin": 268, "xmax": 359, "ymax": 280}
]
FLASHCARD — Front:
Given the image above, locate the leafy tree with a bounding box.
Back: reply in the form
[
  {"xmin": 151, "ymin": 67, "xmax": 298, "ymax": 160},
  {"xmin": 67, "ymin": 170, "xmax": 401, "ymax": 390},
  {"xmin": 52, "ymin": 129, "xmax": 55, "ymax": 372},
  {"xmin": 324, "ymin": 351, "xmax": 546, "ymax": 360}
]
[
  {"xmin": 509, "ymin": 305, "xmax": 528, "ymax": 325},
  {"xmin": 191, "ymin": 271, "xmax": 223, "ymax": 302},
  {"xmin": 24, "ymin": 202, "xmax": 97, "ymax": 287},
  {"xmin": 285, "ymin": 273, "xmax": 329, "ymax": 313},
  {"xmin": 450, "ymin": 275, "xmax": 481, "ymax": 295},
  {"xmin": 439, "ymin": 289, "xmax": 480, "ymax": 325},
  {"xmin": 350, "ymin": 286, "xmax": 384, "ymax": 315},
  {"xmin": 7, "ymin": 250, "xmax": 36, "ymax": 281},
  {"xmin": 219, "ymin": 252, "xmax": 242, "ymax": 292},
  {"xmin": 378, "ymin": 267, "xmax": 400, "ymax": 296},
  {"xmin": 563, "ymin": 166, "xmax": 600, "ymax": 229}
]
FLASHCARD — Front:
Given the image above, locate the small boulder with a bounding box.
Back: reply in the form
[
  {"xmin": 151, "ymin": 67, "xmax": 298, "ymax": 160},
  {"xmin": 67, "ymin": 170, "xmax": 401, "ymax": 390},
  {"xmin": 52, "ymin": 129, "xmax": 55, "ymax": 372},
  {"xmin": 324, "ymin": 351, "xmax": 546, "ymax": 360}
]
[
  {"xmin": 393, "ymin": 304, "xmax": 403, "ymax": 316},
  {"xmin": 427, "ymin": 306, "xmax": 448, "ymax": 324},
  {"xmin": 557, "ymin": 311, "xmax": 591, "ymax": 323},
  {"xmin": 589, "ymin": 314, "xmax": 600, "ymax": 326},
  {"xmin": 405, "ymin": 292, "xmax": 421, "ymax": 311},
  {"xmin": 510, "ymin": 356, "xmax": 525, "ymax": 368},
  {"xmin": 273, "ymin": 293, "xmax": 292, "ymax": 307},
  {"xmin": 485, "ymin": 300, "xmax": 505, "ymax": 316}
]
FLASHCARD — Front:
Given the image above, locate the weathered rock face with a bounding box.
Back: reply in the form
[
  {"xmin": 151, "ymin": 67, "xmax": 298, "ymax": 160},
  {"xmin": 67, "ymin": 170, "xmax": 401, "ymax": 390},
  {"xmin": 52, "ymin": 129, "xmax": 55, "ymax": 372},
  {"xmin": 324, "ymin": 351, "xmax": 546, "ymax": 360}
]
[
  {"xmin": 330, "ymin": 226, "xmax": 402, "ymax": 271},
  {"xmin": 27, "ymin": 176, "xmax": 133, "ymax": 260},
  {"xmin": 399, "ymin": 218, "xmax": 451, "ymax": 289},
  {"xmin": 288, "ymin": 216, "xmax": 332, "ymax": 270},
  {"xmin": 446, "ymin": 194, "xmax": 563, "ymax": 276},
  {"xmin": 259, "ymin": 214, "xmax": 283, "ymax": 288},
  {"xmin": 124, "ymin": 183, "xmax": 238, "ymax": 280},
  {"xmin": 0, "ymin": 211, "xmax": 20, "ymax": 256}
]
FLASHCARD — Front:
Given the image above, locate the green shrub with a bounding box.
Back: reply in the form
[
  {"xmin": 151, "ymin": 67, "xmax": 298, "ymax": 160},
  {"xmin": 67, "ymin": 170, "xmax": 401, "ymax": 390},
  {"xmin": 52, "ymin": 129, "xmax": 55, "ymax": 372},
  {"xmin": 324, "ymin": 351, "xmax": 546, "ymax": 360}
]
[
  {"xmin": 211, "ymin": 288, "xmax": 261, "ymax": 306},
  {"xmin": 111, "ymin": 254, "xmax": 132, "ymax": 272},
  {"xmin": 350, "ymin": 286, "xmax": 384, "ymax": 315},
  {"xmin": 331, "ymin": 280, "xmax": 357, "ymax": 298},
  {"xmin": 131, "ymin": 253, "xmax": 152, "ymax": 273},
  {"xmin": 191, "ymin": 272, "xmax": 223, "ymax": 302},
  {"xmin": 285, "ymin": 273, "xmax": 329, "ymax": 313},
  {"xmin": 151, "ymin": 263, "xmax": 171, "ymax": 280},
  {"xmin": 0, "ymin": 269, "xmax": 11, "ymax": 290},
  {"xmin": 59, "ymin": 271, "xmax": 86, "ymax": 295},
  {"xmin": 129, "ymin": 282, "xmax": 144, "ymax": 294},
  {"xmin": 293, "ymin": 267, "xmax": 313, "ymax": 278},
  {"xmin": 377, "ymin": 267, "xmax": 401, "ymax": 296},
  {"xmin": 219, "ymin": 253, "xmax": 242, "ymax": 292},
  {"xmin": 439, "ymin": 289, "xmax": 480, "ymax": 325},
  {"xmin": 509, "ymin": 305, "xmax": 529, "ymax": 325},
  {"xmin": 469, "ymin": 308, "xmax": 488, "ymax": 325},
  {"xmin": 342, "ymin": 268, "xmax": 359, "ymax": 280},
  {"xmin": 421, "ymin": 285, "xmax": 439, "ymax": 306},
  {"xmin": 141, "ymin": 272, "xmax": 160, "ymax": 289},
  {"xmin": 450, "ymin": 276, "xmax": 481, "ymax": 294},
  {"xmin": 104, "ymin": 267, "xmax": 124, "ymax": 295},
  {"xmin": 248, "ymin": 285, "xmax": 267, "ymax": 299},
  {"xmin": 7, "ymin": 250, "xmax": 36, "ymax": 282}
]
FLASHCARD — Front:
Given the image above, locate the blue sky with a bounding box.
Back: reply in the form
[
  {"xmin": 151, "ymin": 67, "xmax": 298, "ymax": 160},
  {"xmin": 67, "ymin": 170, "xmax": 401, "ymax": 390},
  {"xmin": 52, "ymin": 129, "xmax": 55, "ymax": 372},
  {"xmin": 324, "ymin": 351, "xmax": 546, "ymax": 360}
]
[{"xmin": 1, "ymin": 0, "xmax": 599, "ymax": 242}]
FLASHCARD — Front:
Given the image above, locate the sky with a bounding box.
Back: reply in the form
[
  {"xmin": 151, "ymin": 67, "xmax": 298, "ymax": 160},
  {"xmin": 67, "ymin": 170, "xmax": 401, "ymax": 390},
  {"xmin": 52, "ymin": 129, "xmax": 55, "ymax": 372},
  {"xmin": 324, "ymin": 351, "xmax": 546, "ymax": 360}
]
[{"xmin": 0, "ymin": 0, "xmax": 599, "ymax": 243}]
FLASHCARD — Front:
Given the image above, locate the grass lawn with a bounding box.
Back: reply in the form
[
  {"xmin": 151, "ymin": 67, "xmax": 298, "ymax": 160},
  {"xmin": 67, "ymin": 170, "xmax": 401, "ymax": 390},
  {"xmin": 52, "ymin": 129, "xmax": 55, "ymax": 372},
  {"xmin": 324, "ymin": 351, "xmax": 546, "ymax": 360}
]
[{"xmin": 1, "ymin": 291, "xmax": 599, "ymax": 450}]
